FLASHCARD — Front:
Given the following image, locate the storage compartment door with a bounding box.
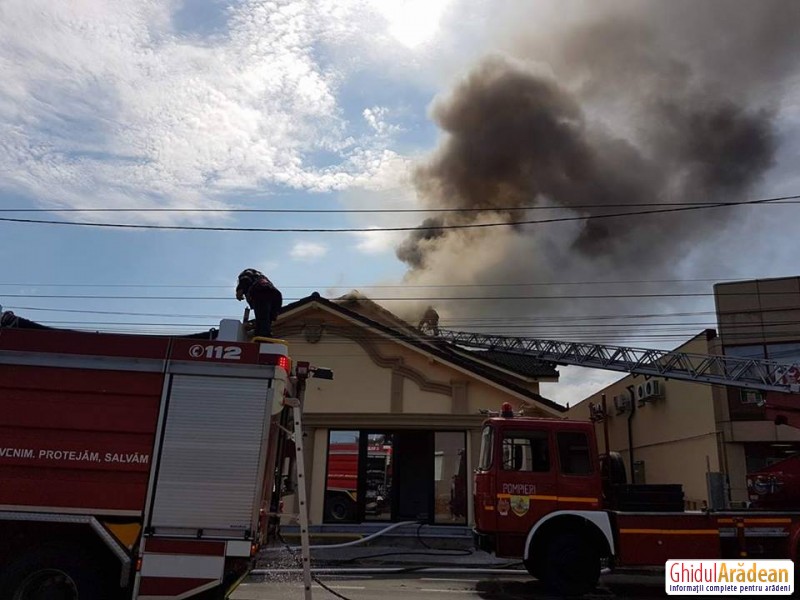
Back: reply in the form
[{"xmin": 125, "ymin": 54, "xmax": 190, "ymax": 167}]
[{"xmin": 149, "ymin": 375, "xmax": 274, "ymax": 536}]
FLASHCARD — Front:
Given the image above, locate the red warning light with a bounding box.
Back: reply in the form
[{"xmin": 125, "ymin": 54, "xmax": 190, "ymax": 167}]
[{"xmin": 501, "ymin": 402, "xmax": 514, "ymax": 418}]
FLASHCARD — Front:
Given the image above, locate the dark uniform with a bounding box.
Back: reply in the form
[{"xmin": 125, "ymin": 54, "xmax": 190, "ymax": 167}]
[
  {"xmin": 418, "ymin": 305, "xmax": 440, "ymax": 336},
  {"xmin": 236, "ymin": 269, "xmax": 283, "ymax": 338}
]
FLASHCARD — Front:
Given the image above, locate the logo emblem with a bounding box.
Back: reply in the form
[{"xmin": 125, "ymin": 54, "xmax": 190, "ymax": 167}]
[
  {"xmin": 510, "ymin": 495, "xmax": 530, "ymax": 517},
  {"xmin": 497, "ymin": 497, "xmax": 510, "ymax": 517}
]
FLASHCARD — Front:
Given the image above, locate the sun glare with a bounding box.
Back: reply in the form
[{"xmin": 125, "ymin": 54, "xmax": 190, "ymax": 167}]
[{"xmin": 373, "ymin": 0, "xmax": 452, "ymax": 49}]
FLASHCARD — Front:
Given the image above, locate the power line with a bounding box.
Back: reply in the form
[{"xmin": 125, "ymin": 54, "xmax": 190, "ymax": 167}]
[
  {"xmin": 0, "ymin": 194, "xmax": 795, "ymax": 232},
  {"xmin": 1, "ymin": 304, "xmax": 720, "ymax": 320},
  {"xmin": 3, "ymin": 305, "xmax": 223, "ymax": 318},
  {"xmin": 24, "ymin": 319, "xmax": 800, "ymax": 331},
  {"xmin": 8, "ymin": 320, "xmax": 799, "ymax": 346},
  {"xmin": 0, "ymin": 277, "xmax": 760, "ymax": 289},
  {"xmin": 13, "ymin": 305, "xmax": 800, "ymax": 330},
  {"xmin": 3, "ymin": 199, "xmax": 800, "ymax": 214},
  {"xmin": 0, "ymin": 292, "xmax": 796, "ymax": 300}
]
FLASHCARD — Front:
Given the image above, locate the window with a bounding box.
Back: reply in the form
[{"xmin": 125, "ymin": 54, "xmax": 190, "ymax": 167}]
[
  {"xmin": 767, "ymin": 342, "xmax": 800, "ymax": 363},
  {"xmin": 501, "ymin": 430, "xmax": 549, "ymax": 472},
  {"xmin": 364, "ymin": 433, "xmax": 393, "ymax": 522},
  {"xmin": 557, "ymin": 432, "xmax": 592, "ymax": 475},
  {"xmin": 725, "ymin": 345, "xmax": 766, "ymax": 360},
  {"xmin": 478, "ymin": 425, "xmax": 493, "ymax": 471},
  {"xmin": 740, "ymin": 389, "xmax": 765, "ymax": 406},
  {"xmin": 434, "ymin": 431, "xmax": 467, "ymax": 525},
  {"xmin": 324, "ymin": 430, "xmax": 360, "ymax": 523}
]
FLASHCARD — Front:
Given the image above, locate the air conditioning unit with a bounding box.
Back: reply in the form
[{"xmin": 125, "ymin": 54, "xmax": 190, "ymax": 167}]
[
  {"xmin": 636, "ymin": 379, "xmax": 664, "ymax": 404},
  {"xmin": 613, "ymin": 393, "xmax": 631, "ymax": 414},
  {"xmin": 636, "ymin": 382, "xmax": 647, "ymax": 405},
  {"xmin": 589, "ymin": 402, "xmax": 606, "ymax": 422},
  {"xmin": 645, "ymin": 379, "xmax": 663, "ymax": 399}
]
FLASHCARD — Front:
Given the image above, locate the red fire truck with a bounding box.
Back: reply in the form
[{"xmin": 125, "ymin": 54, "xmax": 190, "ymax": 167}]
[
  {"xmin": 431, "ymin": 330, "xmax": 800, "ymax": 596},
  {"xmin": 325, "ymin": 441, "xmax": 392, "ymax": 522},
  {"xmin": 0, "ymin": 312, "xmax": 300, "ymax": 600},
  {"xmin": 325, "ymin": 442, "xmax": 359, "ymax": 521},
  {"xmin": 473, "ymin": 406, "xmax": 800, "ymax": 595},
  {"xmin": 748, "ymin": 454, "xmax": 800, "ymax": 510}
]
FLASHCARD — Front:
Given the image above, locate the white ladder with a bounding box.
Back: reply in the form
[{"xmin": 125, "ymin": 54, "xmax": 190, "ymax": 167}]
[{"xmin": 282, "ymin": 395, "xmax": 313, "ymax": 600}]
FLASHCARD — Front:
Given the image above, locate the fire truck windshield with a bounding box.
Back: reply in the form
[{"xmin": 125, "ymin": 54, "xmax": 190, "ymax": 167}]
[{"xmin": 478, "ymin": 425, "xmax": 493, "ymax": 471}]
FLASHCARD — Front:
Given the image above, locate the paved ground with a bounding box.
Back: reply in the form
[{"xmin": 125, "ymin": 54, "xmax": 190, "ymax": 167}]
[
  {"xmin": 230, "ymin": 571, "xmax": 682, "ymax": 600},
  {"xmin": 245, "ymin": 539, "xmax": 796, "ymax": 599}
]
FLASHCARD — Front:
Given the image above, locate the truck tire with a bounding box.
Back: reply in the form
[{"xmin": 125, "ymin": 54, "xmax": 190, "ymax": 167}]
[
  {"xmin": 325, "ymin": 495, "xmax": 354, "ymax": 522},
  {"xmin": 522, "ymin": 557, "xmax": 542, "ymax": 580},
  {"xmin": 542, "ymin": 532, "xmax": 600, "ymax": 597},
  {"xmin": 0, "ymin": 544, "xmax": 116, "ymax": 600}
]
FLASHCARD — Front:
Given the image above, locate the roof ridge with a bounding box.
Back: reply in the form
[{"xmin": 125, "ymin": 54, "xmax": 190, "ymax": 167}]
[{"xmin": 278, "ymin": 293, "xmax": 566, "ymax": 414}]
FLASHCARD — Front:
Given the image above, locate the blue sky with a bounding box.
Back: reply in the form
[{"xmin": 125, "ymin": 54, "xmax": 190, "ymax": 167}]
[
  {"xmin": 0, "ymin": 0, "xmax": 451, "ymax": 326},
  {"xmin": 2, "ymin": 0, "xmax": 800, "ymax": 405}
]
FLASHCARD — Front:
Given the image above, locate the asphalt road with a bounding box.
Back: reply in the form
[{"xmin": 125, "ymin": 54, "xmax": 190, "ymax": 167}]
[{"xmin": 229, "ymin": 571, "xmax": 694, "ymax": 600}]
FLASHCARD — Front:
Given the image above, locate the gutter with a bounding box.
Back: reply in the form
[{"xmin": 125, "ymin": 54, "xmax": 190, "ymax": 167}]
[{"xmin": 626, "ymin": 384, "xmax": 637, "ymax": 482}]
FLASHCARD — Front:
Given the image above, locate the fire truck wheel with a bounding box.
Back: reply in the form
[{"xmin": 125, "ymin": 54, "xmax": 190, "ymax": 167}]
[
  {"xmin": 326, "ymin": 496, "xmax": 354, "ymax": 522},
  {"xmin": 0, "ymin": 545, "xmax": 115, "ymax": 600},
  {"xmin": 542, "ymin": 532, "xmax": 600, "ymax": 597}
]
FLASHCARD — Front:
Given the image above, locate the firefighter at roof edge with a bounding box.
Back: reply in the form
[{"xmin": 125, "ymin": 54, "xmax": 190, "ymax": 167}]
[
  {"xmin": 418, "ymin": 305, "xmax": 440, "ymax": 336},
  {"xmin": 236, "ymin": 269, "xmax": 283, "ymax": 338}
]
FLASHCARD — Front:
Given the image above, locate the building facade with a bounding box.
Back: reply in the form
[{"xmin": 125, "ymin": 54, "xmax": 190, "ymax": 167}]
[
  {"xmin": 568, "ymin": 276, "xmax": 800, "ymax": 509},
  {"xmin": 272, "ymin": 292, "xmax": 564, "ymax": 529},
  {"xmin": 713, "ymin": 276, "xmax": 800, "ymax": 491},
  {"xmin": 566, "ymin": 331, "xmax": 727, "ymax": 509}
]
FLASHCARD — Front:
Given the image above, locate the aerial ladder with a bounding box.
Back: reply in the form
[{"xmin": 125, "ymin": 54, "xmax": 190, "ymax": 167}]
[
  {"xmin": 417, "ymin": 327, "xmax": 800, "ymax": 431},
  {"xmin": 426, "ymin": 328, "xmax": 800, "ymax": 394}
]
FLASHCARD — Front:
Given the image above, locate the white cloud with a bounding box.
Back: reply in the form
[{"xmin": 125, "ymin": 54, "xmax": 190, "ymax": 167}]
[
  {"xmin": 363, "ymin": 106, "xmax": 403, "ymax": 137},
  {"xmin": 352, "ymin": 229, "xmax": 404, "ymax": 254},
  {"xmin": 0, "ymin": 0, "xmax": 414, "ymax": 222},
  {"xmin": 290, "ymin": 241, "xmax": 328, "ymax": 261}
]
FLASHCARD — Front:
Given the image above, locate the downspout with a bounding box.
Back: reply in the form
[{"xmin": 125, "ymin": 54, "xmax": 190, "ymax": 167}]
[
  {"xmin": 627, "ymin": 384, "xmax": 636, "ymax": 483},
  {"xmin": 601, "ymin": 393, "xmax": 610, "ymax": 455}
]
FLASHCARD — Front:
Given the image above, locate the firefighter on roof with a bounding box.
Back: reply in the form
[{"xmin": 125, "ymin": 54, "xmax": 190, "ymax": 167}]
[
  {"xmin": 418, "ymin": 305, "xmax": 440, "ymax": 336},
  {"xmin": 236, "ymin": 269, "xmax": 283, "ymax": 338}
]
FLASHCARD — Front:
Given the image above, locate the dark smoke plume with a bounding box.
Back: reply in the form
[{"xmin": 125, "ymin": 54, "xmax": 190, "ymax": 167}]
[
  {"xmin": 400, "ymin": 55, "xmax": 775, "ymax": 269},
  {"xmin": 396, "ymin": 217, "xmax": 446, "ymax": 269},
  {"xmin": 396, "ymin": 1, "xmax": 795, "ymax": 337}
]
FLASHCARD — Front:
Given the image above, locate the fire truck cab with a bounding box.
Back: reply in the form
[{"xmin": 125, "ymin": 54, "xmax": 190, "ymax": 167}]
[
  {"xmin": 473, "ymin": 406, "xmax": 609, "ymax": 595},
  {"xmin": 473, "ymin": 403, "xmax": 800, "ymax": 597},
  {"xmin": 0, "ymin": 313, "xmax": 298, "ymax": 600}
]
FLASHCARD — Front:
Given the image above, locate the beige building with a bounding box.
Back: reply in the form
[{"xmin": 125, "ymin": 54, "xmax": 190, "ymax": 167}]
[
  {"xmin": 567, "ymin": 276, "xmax": 800, "ymax": 509},
  {"xmin": 566, "ymin": 331, "xmax": 727, "ymax": 509},
  {"xmin": 271, "ymin": 291, "xmax": 564, "ymax": 529},
  {"xmin": 714, "ymin": 276, "xmax": 800, "ymax": 494}
]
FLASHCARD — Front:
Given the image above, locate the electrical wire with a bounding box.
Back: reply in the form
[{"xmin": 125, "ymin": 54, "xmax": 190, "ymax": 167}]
[
  {"xmin": 5, "ymin": 318, "xmax": 800, "ymax": 346},
  {"xmin": 0, "ymin": 276, "xmax": 761, "ymax": 288},
  {"xmin": 18, "ymin": 319, "xmax": 800, "ymax": 332},
  {"xmin": 0, "ymin": 304, "xmax": 726, "ymax": 319},
  {"xmin": 0, "ymin": 291, "xmax": 796, "ymax": 300},
  {"xmin": 0, "ymin": 193, "xmax": 794, "ymax": 232},
  {"xmin": 3, "ymin": 198, "xmax": 799, "ymax": 213}
]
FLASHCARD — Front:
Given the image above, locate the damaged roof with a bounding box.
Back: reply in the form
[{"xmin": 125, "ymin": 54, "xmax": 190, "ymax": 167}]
[
  {"xmin": 279, "ymin": 292, "xmax": 565, "ymax": 414},
  {"xmin": 468, "ymin": 349, "xmax": 560, "ymax": 379}
]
